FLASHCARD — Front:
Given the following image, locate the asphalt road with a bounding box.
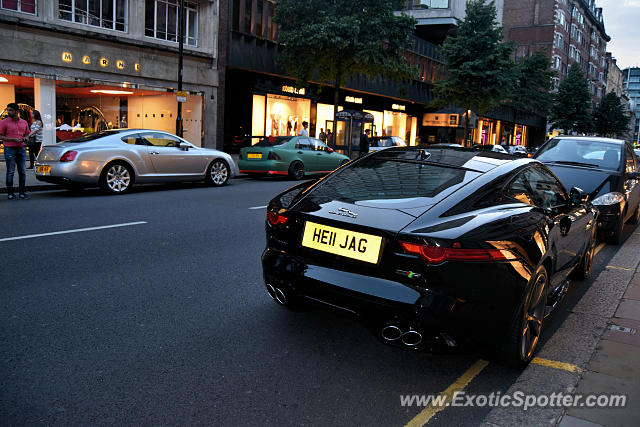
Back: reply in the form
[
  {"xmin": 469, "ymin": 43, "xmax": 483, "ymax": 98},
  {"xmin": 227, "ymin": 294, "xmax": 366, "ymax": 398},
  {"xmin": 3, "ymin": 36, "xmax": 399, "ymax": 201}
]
[{"xmin": 0, "ymin": 178, "xmax": 627, "ymax": 426}]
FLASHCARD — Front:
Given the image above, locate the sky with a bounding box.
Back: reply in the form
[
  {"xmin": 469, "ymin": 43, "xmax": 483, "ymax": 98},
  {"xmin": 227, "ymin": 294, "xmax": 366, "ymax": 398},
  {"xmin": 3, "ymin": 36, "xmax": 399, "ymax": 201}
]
[{"xmin": 599, "ymin": 0, "xmax": 640, "ymax": 69}]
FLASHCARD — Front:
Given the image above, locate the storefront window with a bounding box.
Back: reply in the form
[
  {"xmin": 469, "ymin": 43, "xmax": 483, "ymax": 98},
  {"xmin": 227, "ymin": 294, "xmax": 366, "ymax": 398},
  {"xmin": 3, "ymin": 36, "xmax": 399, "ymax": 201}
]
[
  {"xmin": 316, "ymin": 103, "xmax": 334, "ymax": 139},
  {"xmin": 0, "ymin": 74, "xmax": 204, "ymax": 146},
  {"xmin": 264, "ymin": 94, "xmax": 309, "ymax": 139},
  {"xmin": 383, "ymin": 110, "xmax": 408, "ymax": 141},
  {"xmin": 1, "ymin": 0, "xmax": 36, "ymax": 14},
  {"xmin": 144, "ymin": 0, "xmax": 198, "ymax": 46},
  {"xmin": 59, "ymin": 0, "xmax": 127, "ymax": 32}
]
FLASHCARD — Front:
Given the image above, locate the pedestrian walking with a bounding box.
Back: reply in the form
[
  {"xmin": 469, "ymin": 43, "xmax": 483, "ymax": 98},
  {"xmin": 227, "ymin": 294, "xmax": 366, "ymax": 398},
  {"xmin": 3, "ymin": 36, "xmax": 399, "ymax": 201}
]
[
  {"xmin": 0, "ymin": 103, "xmax": 31, "ymax": 199},
  {"xmin": 298, "ymin": 121, "xmax": 309, "ymax": 137},
  {"xmin": 359, "ymin": 129, "xmax": 370, "ymax": 157},
  {"xmin": 27, "ymin": 109, "xmax": 43, "ymax": 169}
]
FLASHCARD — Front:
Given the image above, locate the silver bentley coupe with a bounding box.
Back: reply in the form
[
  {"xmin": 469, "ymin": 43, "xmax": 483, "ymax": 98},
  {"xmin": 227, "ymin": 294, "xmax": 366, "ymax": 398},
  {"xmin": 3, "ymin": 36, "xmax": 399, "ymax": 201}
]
[{"xmin": 35, "ymin": 129, "xmax": 237, "ymax": 194}]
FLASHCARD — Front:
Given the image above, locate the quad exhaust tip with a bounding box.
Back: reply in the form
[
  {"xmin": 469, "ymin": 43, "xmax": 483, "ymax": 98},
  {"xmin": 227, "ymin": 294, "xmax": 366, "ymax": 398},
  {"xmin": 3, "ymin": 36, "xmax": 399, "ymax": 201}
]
[
  {"xmin": 401, "ymin": 329, "xmax": 423, "ymax": 346},
  {"xmin": 381, "ymin": 325, "xmax": 403, "ymax": 341},
  {"xmin": 274, "ymin": 287, "xmax": 287, "ymax": 305},
  {"xmin": 265, "ymin": 283, "xmax": 276, "ymax": 301}
]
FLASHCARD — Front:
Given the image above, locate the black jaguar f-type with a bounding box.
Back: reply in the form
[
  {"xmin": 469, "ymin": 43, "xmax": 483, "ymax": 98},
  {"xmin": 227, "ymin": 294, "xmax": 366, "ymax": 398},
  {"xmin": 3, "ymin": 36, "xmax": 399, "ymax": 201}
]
[{"xmin": 262, "ymin": 147, "xmax": 598, "ymax": 368}]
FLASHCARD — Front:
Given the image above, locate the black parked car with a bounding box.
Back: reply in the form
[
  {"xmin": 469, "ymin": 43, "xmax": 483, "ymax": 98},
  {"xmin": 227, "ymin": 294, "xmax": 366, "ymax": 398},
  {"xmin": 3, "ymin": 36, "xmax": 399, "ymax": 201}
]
[
  {"xmin": 534, "ymin": 136, "xmax": 640, "ymax": 244},
  {"xmin": 262, "ymin": 147, "xmax": 598, "ymax": 368}
]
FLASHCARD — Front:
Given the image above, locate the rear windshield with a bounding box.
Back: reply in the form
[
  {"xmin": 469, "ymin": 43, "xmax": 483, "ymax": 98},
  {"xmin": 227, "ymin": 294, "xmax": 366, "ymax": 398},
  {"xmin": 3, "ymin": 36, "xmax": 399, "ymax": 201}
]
[
  {"xmin": 61, "ymin": 130, "xmax": 125, "ymax": 143},
  {"xmin": 306, "ymin": 153, "xmax": 481, "ymax": 208},
  {"xmin": 254, "ymin": 136, "xmax": 293, "ymax": 147},
  {"xmin": 536, "ymin": 138, "xmax": 622, "ymax": 170}
]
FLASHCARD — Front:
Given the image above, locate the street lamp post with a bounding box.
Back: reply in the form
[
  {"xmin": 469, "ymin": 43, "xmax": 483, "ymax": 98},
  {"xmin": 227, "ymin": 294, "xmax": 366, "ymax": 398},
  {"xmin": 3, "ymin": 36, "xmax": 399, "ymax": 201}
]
[{"xmin": 176, "ymin": 0, "xmax": 185, "ymax": 138}]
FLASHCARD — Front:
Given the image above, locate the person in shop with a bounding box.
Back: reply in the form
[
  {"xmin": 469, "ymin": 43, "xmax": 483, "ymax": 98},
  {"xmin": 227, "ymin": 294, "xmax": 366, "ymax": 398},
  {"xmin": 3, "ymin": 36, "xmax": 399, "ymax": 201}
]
[
  {"xmin": 326, "ymin": 129, "xmax": 333, "ymax": 147},
  {"xmin": 0, "ymin": 103, "xmax": 31, "ymax": 200},
  {"xmin": 359, "ymin": 129, "xmax": 370, "ymax": 157},
  {"xmin": 27, "ymin": 110, "xmax": 43, "ymax": 169},
  {"xmin": 319, "ymin": 128, "xmax": 327, "ymax": 142},
  {"xmin": 298, "ymin": 121, "xmax": 309, "ymax": 137}
]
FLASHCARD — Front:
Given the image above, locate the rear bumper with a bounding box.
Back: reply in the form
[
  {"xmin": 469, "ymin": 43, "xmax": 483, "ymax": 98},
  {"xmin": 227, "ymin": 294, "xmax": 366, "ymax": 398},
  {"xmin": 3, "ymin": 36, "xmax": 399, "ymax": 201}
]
[
  {"xmin": 261, "ymin": 247, "xmax": 527, "ymax": 349},
  {"xmin": 34, "ymin": 161, "xmax": 100, "ymax": 185},
  {"xmin": 238, "ymin": 159, "xmax": 288, "ymax": 174}
]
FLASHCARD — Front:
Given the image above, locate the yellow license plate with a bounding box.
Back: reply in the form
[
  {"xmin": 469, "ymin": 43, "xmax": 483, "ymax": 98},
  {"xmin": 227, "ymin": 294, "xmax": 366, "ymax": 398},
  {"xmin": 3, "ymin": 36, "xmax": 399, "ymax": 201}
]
[
  {"xmin": 301, "ymin": 221, "xmax": 382, "ymax": 264},
  {"xmin": 36, "ymin": 165, "xmax": 50, "ymax": 173},
  {"xmin": 247, "ymin": 153, "xmax": 262, "ymax": 159}
]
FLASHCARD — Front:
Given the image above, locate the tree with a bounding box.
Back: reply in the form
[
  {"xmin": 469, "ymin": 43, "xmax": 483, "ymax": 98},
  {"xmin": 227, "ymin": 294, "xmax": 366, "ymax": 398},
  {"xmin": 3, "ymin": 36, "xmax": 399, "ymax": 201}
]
[
  {"xmin": 551, "ymin": 63, "xmax": 594, "ymax": 134},
  {"xmin": 433, "ymin": 0, "xmax": 515, "ymax": 144},
  {"xmin": 505, "ymin": 49, "xmax": 555, "ymax": 143},
  {"xmin": 593, "ymin": 92, "xmax": 631, "ymax": 138},
  {"xmin": 274, "ymin": 0, "xmax": 416, "ymax": 143}
]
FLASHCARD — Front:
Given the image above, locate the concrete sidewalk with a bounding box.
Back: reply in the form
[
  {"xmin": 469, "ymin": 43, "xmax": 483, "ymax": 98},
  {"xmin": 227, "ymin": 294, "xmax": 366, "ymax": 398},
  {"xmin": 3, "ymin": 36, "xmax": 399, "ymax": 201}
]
[{"xmin": 0, "ymin": 153, "xmax": 244, "ymax": 194}]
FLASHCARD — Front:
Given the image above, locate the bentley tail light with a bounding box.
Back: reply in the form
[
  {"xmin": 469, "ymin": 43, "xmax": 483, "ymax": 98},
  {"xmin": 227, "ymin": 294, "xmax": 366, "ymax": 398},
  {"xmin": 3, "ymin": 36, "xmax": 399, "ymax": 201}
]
[
  {"xmin": 267, "ymin": 210, "xmax": 289, "ymax": 226},
  {"xmin": 60, "ymin": 151, "xmax": 78, "ymax": 162},
  {"xmin": 399, "ymin": 241, "xmax": 516, "ymax": 264}
]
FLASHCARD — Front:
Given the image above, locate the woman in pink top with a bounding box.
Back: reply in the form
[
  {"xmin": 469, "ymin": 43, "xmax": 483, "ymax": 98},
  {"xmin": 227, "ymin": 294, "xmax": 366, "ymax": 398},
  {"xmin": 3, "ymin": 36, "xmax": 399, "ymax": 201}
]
[{"xmin": 0, "ymin": 103, "xmax": 31, "ymax": 199}]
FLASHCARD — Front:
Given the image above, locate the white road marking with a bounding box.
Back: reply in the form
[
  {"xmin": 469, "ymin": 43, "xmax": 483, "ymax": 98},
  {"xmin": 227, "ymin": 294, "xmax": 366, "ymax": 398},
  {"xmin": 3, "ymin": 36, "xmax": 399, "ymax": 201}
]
[
  {"xmin": 249, "ymin": 205, "xmax": 267, "ymax": 210},
  {"xmin": 0, "ymin": 221, "xmax": 148, "ymax": 242}
]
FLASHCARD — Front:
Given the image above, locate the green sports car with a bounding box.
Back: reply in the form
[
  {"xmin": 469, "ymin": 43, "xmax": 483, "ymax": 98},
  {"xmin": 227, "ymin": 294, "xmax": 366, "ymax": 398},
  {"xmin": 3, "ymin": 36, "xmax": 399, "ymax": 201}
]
[{"xmin": 238, "ymin": 136, "xmax": 350, "ymax": 180}]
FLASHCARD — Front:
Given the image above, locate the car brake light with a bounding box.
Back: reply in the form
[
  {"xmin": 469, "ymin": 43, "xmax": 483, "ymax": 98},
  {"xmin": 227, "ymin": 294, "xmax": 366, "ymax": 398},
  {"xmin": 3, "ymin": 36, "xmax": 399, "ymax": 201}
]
[
  {"xmin": 267, "ymin": 151, "xmax": 281, "ymax": 160},
  {"xmin": 60, "ymin": 151, "xmax": 78, "ymax": 162},
  {"xmin": 399, "ymin": 241, "xmax": 516, "ymax": 264},
  {"xmin": 527, "ymin": 153, "xmax": 533, "ymax": 158},
  {"xmin": 267, "ymin": 210, "xmax": 289, "ymax": 226}
]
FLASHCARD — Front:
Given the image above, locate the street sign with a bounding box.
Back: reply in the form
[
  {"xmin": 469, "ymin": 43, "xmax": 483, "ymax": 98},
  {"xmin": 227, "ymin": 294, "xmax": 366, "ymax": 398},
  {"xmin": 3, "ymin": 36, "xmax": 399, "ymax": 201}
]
[{"xmin": 176, "ymin": 91, "xmax": 187, "ymax": 103}]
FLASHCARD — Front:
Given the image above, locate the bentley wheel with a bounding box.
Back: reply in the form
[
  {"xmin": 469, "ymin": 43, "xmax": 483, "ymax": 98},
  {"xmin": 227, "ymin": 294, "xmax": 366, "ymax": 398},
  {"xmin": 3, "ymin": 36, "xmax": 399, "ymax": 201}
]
[
  {"xmin": 100, "ymin": 162, "xmax": 133, "ymax": 194},
  {"xmin": 206, "ymin": 159, "xmax": 230, "ymax": 186},
  {"xmin": 504, "ymin": 265, "xmax": 549, "ymax": 369},
  {"xmin": 288, "ymin": 161, "xmax": 304, "ymax": 180}
]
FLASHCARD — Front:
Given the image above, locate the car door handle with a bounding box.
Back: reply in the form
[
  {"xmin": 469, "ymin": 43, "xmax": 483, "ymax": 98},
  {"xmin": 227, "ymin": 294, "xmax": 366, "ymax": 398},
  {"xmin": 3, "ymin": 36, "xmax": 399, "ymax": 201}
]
[
  {"xmin": 150, "ymin": 151, "xmax": 159, "ymax": 155},
  {"xmin": 297, "ymin": 151, "xmax": 303, "ymax": 154},
  {"xmin": 316, "ymin": 153, "xmax": 323, "ymax": 156}
]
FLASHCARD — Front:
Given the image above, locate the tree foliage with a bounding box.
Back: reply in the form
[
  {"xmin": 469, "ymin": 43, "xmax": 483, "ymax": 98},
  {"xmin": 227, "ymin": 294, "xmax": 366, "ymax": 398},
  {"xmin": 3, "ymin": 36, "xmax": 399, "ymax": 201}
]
[
  {"xmin": 433, "ymin": 0, "xmax": 515, "ymax": 140},
  {"xmin": 551, "ymin": 63, "xmax": 594, "ymax": 134},
  {"xmin": 508, "ymin": 49, "xmax": 555, "ymax": 118},
  {"xmin": 593, "ymin": 92, "xmax": 631, "ymax": 138},
  {"xmin": 274, "ymin": 0, "xmax": 416, "ymax": 114}
]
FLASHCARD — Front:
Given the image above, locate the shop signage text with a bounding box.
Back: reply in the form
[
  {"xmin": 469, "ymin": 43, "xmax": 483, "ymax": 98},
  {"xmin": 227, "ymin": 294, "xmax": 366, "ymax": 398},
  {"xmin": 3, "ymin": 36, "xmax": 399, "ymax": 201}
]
[
  {"xmin": 392, "ymin": 104, "xmax": 406, "ymax": 111},
  {"xmin": 345, "ymin": 96, "xmax": 362, "ymax": 104},
  {"xmin": 61, "ymin": 51, "xmax": 140, "ymax": 72},
  {"xmin": 282, "ymin": 85, "xmax": 305, "ymax": 95}
]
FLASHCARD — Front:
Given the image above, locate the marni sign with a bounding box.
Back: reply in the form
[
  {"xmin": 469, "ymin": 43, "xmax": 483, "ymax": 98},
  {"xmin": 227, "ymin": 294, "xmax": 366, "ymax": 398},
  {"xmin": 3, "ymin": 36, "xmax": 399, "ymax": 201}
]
[{"xmin": 61, "ymin": 52, "xmax": 140, "ymax": 72}]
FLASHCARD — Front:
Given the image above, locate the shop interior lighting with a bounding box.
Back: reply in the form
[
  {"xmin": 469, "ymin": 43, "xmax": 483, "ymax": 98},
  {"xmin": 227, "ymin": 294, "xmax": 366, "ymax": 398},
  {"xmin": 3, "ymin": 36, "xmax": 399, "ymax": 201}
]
[
  {"xmin": 90, "ymin": 89, "xmax": 134, "ymax": 95},
  {"xmin": 0, "ymin": 76, "xmax": 8, "ymax": 83}
]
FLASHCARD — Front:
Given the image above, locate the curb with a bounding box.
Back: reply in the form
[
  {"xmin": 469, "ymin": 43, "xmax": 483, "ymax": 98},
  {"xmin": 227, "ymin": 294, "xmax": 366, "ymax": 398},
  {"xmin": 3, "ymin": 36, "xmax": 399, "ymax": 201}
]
[{"xmin": 481, "ymin": 229, "xmax": 640, "ymax": 427}]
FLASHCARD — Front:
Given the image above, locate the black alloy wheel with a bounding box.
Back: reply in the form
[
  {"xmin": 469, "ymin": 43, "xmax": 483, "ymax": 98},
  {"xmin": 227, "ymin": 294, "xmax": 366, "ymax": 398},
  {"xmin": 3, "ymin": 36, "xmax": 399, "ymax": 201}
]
[
  {"xmin": 288, "ymin": 161, "xmax": 305, "ymax": 180},
  {"xmin": 504, "ymin": 265, "xmax": 549, "ymax": 369},
  {"xmin": 572, "ymin": 227, "xmax": 597, "ymax": 280}
]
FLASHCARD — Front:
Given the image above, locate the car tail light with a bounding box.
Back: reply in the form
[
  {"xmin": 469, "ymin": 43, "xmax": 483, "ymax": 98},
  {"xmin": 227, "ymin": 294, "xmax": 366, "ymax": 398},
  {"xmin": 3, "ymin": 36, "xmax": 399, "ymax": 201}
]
[
  {"xmin": 60, "ymin": 151, "xmax": 78, "ymax": 162},
  {"xmin": 399, "ymin": 241, "xmax": 516, "ymax": 264},
  {"xmin": 527, "ymin": 153, "xmax": 533, "ymax": 158},
  {"xmin": 267, "ymin": 151, "xmax": 281, "ymax": 160},
  {"xmin": 267, "ymin": 210, "xmax": 289, "ymax": 226}
]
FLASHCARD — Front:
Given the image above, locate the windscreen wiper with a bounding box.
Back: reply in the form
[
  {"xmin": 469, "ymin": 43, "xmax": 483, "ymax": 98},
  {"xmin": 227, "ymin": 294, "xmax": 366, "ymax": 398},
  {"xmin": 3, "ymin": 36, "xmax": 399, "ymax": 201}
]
[{"xmin": 547, "ymin": 160, "xmax": 599, "ymax": 168}]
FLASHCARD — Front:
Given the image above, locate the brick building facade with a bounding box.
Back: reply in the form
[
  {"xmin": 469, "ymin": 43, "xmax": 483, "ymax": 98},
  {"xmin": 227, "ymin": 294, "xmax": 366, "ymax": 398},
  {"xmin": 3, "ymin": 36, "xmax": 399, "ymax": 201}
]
[{"xmin": 503, "ymin": 0, "xmax": 609, "ymax": 107}]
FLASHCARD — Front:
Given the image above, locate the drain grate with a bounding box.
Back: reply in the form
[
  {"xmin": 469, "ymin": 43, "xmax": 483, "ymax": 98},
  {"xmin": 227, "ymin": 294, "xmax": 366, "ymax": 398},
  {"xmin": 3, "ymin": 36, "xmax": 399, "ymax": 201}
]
[{"xmin": 610, "ymin": 324, "xmax": 636, "ymax": 334}]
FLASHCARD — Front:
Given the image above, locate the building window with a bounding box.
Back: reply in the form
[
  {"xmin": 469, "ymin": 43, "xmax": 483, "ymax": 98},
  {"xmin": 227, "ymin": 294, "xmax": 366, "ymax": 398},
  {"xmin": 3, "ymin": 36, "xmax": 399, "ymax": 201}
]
[
  {"xmin": 569, "ymin": 44, "xmax": 576, "ymax": 59},
  {"xmin": 556, "ymin": 9, "xmax": 565, "ymax": 26},
  {"xmin": 554, "ymin": 33, "xmax": 563, "ymax": 48},
  {"xmin": 58, "ymin": 0, "xmax": 127, "ymax": 31},
  {"xmin": 145, "ymin": 0, "xmax": 198, "ymax": 46},
  {"xmin": 1, "ymin": 0, "xmax": 36, "ymax": 13},
  {"xmin": 412, "ymin": 0, "xmax": 448, "ymax": 8},
  {"xmin": 552, "ymin": 55, "xmax": 561, "ymax": 70}
]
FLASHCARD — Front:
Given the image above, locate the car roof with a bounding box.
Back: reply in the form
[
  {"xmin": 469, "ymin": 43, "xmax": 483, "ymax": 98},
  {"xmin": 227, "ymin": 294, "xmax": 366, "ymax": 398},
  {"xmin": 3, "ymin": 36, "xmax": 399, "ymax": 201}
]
[
  {"xmin": 371, "ymin": 146, "xmax": 522, "ymax": 173},
  {"xmin": 552, "ymin": 135, "xmax": 626, "ymax": 144}
]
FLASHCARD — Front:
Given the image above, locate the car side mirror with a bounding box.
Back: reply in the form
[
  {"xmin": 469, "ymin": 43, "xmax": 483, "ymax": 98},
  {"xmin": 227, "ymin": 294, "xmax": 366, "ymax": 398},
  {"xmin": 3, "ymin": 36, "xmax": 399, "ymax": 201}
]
[
  {"xmin": 178, "ymin": 142, "xmax": 189, "ymax": 151},
  {"xmin": 626, "ymin": 171, "xmax": 640, "ymax": 180},
  {"xmin": 569, "ymin": 187, "xmax": 589, "ymax": 205}
]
